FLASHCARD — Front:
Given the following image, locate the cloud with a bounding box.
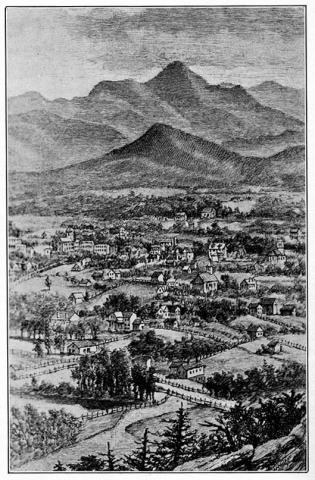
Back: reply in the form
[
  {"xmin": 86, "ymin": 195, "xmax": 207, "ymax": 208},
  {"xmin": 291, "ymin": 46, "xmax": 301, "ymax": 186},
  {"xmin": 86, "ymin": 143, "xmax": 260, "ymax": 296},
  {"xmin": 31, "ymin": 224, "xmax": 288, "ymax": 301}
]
[{"xmin": 6, "ymin": 6, "xmax": 305, "ymax": 98}]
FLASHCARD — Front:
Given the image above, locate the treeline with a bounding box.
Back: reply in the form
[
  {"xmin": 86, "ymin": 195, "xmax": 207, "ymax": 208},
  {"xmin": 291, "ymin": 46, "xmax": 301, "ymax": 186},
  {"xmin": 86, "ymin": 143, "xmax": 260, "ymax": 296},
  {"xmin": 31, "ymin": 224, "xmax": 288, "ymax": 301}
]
[
  {"xmin": 128, "ymin": 330, "xmax": 226, "ymax": 363},
  {"xmin": 54, "ymin": 390, "xmax": 306, "ymax": 471},
  {"xmin": 71, "ymin": 347, "xmax": 156, "ymax": 401},
  {"xmin": 204, "ymin": 361, "xmax": 306, "ymax": 399},
  {"xmin": 10, "ymin": 404, "xmax": 83, "ymax": 468}
]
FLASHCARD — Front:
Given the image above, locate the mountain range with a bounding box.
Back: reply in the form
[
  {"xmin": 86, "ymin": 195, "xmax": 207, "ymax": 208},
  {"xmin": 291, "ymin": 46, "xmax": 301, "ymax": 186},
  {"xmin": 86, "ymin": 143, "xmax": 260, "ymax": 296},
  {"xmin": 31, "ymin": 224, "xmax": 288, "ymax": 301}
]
[
  {"xmin": 10, "ymin": 124, "xmax": 305, "ymax": 205},
  {"xmin": 8, "ymin": 61, "xmax": 304, "ymax": 175}
]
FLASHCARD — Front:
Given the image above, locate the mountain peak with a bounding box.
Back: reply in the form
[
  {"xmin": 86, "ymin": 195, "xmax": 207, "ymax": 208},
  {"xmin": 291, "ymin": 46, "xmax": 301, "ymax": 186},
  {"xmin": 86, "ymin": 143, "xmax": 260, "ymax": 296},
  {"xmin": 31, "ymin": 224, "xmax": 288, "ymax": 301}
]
[{"xmin": 163, "ymin": 60, "xmax": 190, "ymax": 72}]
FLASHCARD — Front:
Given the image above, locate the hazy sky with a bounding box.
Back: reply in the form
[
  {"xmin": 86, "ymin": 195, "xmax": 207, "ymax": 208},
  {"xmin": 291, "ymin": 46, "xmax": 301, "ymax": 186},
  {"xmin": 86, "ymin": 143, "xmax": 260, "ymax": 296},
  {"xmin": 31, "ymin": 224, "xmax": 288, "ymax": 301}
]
[{"xmin": 7, "ymin": 6, "xmax": 305, "ymax": 99}]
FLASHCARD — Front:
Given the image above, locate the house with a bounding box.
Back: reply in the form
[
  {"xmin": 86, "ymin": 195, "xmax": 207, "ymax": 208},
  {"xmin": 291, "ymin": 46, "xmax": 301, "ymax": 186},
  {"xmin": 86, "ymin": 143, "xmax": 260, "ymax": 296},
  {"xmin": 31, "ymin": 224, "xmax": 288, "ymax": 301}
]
[
  {"xmin": 175, "ymin": 212, "xmax": 187, "ymax": 222},
  {"xmin": 34, "ymin": 245, "xmax": 52, "ymax": 257},
  {"xmin": 119, "ymin": 226, "xmax": 128, "ymax": 239},
  {"xmin": 178, "ymin": 246, "xmax": 194, "ymax": 263},
  {"xmin": 8, "ymin": 236, "xmax": 23, "ymax": 252},
  {"xmin": 160, "ymin": 236, "xmax": 178, "ymax": 250},
  {"xmin": 69, "ymin": 312, "xmax": 80, "ymax": 324},
  {"xmin": 80, "ymin": 241, "xmax": 94, "ymax": 253},
  {"xmin": 248, "ymin": 303, "xmax": 263, "ymax": 318},
  {"xmin": 58, "ymin": 237, "xmax": 74, "ymax": 254},
  {"xmin": 240, "ymin": 277, "xmax": 257, "ymax": 292},
  {"xmin": 280, "ymin": 304, "xmax": 297, "ymax": 316},
  {"xmin": 247, "ymin": 325, "xmax": 264, "ymax": 341},
  {"xmin": 156, "ymin": 285, "xmax": 168, "ymax": 296},
  {"xmin": 289, "ymin": 228, "xmax": 303, "ymax": 242},
  {"xmin": 191, "ymin": 270, "xmax": 219, "ymax": 295},
  {"xmin": 166, "ymin": 277, "xmax": 178, "ymax": 288},
  {"xmin": 151, "ymin": 244, "xmax": 161, "ymax": 255},
  {"xmin": 103, "ymin": 269, "xmax": 121, "ymax": 281},
  {"xmin": 69, "ymin": 292, "xmax": 85, "ymax": 305},
  {"xmin": 108, "ymin": 311, "xmax": 137, "ymax": 333},
  {"xmin": 132, "ymin": 318, "xmax": 145, "ymax": 331},
  {"xmin": 201, "ymin": 207, "xmax": 216, "ymax": 219},
  {"xmin": 151, "ymin": 271, "xmax": 165, "ymax": 284},
  {"xmin": 261, "ymin": 297, "xmax": 283, "ymax": 315},
  {"xmin": 51, "ymin": 310, "xmax": 69, "ymax": 328},
  {"xmin": 157, "ymin": 303, "xmax": 181, "ymax": 322},
  {"xmin": 208, "ymin": 243, "xmax": 227, "ymax": 262},
  {"xmin": 64, "ymin": 340, "xmax": 99, "ymax": 355},
  {"xmin": 94, "ymin": 243, "xmax": 110, "ymax": 256},
  {"xmin": 169, "ymin": 361, "xmax": 205, "ymax": 382},
  {"xmin": 265, "ymin": 249, "xmax": 286, "ymax": 264},
  {"xmin": 182, "ymin": 265, "xmax": 192, "ymax": 274},
  {"xmin": 276, "ymin": 239, "xmax": 285, "ymax": 254}
]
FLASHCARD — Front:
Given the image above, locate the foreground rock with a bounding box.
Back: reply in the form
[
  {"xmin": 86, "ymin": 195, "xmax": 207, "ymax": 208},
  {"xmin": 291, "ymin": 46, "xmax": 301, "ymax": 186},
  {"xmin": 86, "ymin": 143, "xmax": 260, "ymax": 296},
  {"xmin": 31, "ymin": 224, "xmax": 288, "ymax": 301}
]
[{"xmin": 175, "ymin": 419, "xmax": 306, "ymax": 471}]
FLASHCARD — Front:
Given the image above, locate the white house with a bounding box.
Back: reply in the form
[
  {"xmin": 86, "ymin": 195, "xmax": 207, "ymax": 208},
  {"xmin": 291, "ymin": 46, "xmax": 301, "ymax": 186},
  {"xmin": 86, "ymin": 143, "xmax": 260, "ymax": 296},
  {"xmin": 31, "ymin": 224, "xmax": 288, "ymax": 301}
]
[
  {"xmin": 69, "ymin": 292, "xmax": 85, "ymax": 305},
  {"xmin": 108, "ymin": 311, "xmax": 137, "ymax": 333},
  {"xmin": 208, "ymin": 243, "xmax": 227, "ymax": 262},
  {"xmin": 64, "ymin": 340, "xmax": 99, "ymax": 355}
]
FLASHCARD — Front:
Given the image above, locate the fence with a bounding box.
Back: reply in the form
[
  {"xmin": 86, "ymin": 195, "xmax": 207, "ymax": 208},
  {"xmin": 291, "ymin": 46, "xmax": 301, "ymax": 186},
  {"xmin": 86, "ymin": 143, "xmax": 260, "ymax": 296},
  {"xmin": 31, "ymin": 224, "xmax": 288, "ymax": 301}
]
[
  {"xmin": 11, "ymin": 355, "xmax": 82, "ymax": 372},
  {"xmin": 156, "ymin": 376, "xmax": 206, "ymax": 394},
  {"xmin": 80, "ymin": 395, "xmax": 169, "ymax": 421},
  {"xmin": 278, "ymin": 338, "xmax": 306, "ymax": 351},
  {"xmin": 12, "ymin": 362, "xmax": 78, "ymax": 380},
  {"xmin": 157, "ymin": 385, "xmax": 232, "ymax": 411},
  {"xmin": 159, "ymin": 326, "xmax": 245, "ymax": 347}
]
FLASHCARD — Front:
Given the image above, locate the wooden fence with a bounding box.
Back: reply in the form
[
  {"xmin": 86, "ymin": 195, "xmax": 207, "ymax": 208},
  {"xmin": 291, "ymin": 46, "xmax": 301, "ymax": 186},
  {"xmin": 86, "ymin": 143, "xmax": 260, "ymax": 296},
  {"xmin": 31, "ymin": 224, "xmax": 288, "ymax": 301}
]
[
  {"xmin": 81, "ymin": 395, "xmax": 168, "ymax": 421},
  {"xmin": 12, "ymin": 362, "xmax": 78, "ymax": 380},
  {"xmin": 159, "ymin": 326, "xmax": 246, "ymax": 347},
  {"xmin": 156, "ymin": 385, "xmax": 232, "ymax": 411},
  {"xmin": 278, "ymin": 338, "xmax": 306, "ymax": 351}
]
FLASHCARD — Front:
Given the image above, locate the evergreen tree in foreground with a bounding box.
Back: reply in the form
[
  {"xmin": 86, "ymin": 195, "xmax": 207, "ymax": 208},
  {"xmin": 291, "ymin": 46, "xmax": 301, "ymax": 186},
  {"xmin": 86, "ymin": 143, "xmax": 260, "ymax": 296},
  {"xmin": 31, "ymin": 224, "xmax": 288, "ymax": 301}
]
[
  {"xmin": 151, "ymin": 404, "xmax": 198, "ymax": 471},
  {"xmin": 105, "ymin": 442, "xmax": 122, "ymax": 471},
  {"xmin": 125, "ymin": 428, "xmax": 152, "ymax": 471}
]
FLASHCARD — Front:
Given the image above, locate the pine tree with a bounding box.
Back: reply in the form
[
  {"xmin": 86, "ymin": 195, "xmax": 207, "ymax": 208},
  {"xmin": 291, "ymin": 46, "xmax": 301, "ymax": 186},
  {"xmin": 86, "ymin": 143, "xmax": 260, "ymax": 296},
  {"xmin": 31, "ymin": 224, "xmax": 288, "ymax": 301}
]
[
  {"xmin": 53, "ymin": 460, "xmax": 67, "ymax": 471},
  {"xmin": 45, "ymin": 275, "xmax": 52, "ymax": 291},
  {"xmin": 125, "ymin": 428, "xmax": 152, "ymax": 471},
  {"xmin": 151, "ymin": 404, "xmax": 198, "ymax": 470},
  {"xmin": 106, "ymin": 442, "xmax": 120, "ymax": 471}
]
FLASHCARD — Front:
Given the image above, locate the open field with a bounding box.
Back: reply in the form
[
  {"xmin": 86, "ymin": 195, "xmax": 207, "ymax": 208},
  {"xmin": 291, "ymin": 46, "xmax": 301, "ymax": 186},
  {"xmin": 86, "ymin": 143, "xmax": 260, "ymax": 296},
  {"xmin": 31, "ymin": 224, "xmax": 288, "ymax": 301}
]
[
  {"xmin": 127, "ymin": 405, "xmax": 218, "ymax": 441},
  {"xmin": 230, "ymin": 315, "xmax": 282, "ymax": 332},
  {"xmin": 201, "ymin": 346, "xmax": 286, "ymax": 377}
]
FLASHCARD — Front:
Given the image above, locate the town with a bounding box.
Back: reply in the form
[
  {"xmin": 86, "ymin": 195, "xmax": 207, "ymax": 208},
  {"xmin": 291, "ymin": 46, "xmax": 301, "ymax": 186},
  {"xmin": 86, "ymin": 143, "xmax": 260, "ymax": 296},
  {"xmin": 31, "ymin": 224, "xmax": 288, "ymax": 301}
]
[{"xmin": 9, "ymin": 187, "xmax": 306, "ymax": 470}]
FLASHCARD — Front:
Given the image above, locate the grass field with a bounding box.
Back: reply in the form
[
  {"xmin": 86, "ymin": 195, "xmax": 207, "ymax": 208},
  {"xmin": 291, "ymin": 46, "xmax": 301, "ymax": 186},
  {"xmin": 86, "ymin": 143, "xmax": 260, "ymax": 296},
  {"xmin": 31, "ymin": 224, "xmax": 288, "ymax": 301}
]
[
  {"xmin": 202, "ymin": 346, "xmax": 284, "ymax": 377},
  {"xmin": 126, "ymin": 404, "xmax": 219, "ymax": 441},
  {"xmin": 230, "ymin": 315, "xmax": 282, "ymax": 332}
]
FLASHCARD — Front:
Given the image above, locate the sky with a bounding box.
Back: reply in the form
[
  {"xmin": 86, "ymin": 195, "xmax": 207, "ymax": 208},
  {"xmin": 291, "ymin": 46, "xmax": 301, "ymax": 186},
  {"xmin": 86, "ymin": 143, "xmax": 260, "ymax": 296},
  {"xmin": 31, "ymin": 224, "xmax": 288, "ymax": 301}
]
[{"xmin": 6, "ymin": 6, "xmax": 305, "ymax": 99}]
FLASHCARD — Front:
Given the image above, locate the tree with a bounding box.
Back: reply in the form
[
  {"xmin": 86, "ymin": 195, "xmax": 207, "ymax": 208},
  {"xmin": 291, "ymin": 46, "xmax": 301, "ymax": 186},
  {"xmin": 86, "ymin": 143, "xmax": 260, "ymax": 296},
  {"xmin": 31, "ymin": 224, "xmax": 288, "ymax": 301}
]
[
  {"xmin": 45, "ymin": 275, "xmax": 52, "ymax": 291},
  {"xmin": 151, "ymin": 404, "xmax": 198, "ymax": 470},
  {"xmin": 105, "ymin": 442, "xmax": 121, "ymax": 471},
  {"xmin": 53, "ymin": 461, "xmax": 67, "ymax": 471},
  {"xmin": 125, "ymin": 428, "xmax": 152, "ymax": 471},
  {"xmin": 67, "ymin": 455, "xmax": 105, "ymax": 471},
  {"xmin": 33, "ymin": 339, "xmax": 44, "ymax": 357}
]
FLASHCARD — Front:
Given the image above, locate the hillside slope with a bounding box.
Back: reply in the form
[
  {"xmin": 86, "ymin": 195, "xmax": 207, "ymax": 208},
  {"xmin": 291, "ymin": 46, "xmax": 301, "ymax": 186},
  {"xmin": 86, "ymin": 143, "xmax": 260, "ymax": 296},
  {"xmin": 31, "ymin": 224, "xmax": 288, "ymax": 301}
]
[{"xmin": 249, "ymin": 81, "xmax": 305, "ymax": 121}]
